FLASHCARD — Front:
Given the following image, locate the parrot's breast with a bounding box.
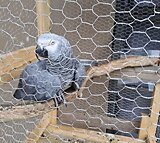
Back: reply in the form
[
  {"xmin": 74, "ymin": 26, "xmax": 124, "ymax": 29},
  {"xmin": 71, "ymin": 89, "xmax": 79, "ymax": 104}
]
[{"xmin": 46, "ymin": 57, "xmax": 77, "ymax": 89}]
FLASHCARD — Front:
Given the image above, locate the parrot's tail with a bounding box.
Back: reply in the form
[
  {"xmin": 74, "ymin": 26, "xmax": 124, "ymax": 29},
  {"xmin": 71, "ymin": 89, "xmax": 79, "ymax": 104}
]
[
  {"xmin": 13, "ymin": 89, "xmax": 24, "ymax": 99},
  {"xmin": 13, "ymin": 89, "xmax": 36, "ymax": 101}
]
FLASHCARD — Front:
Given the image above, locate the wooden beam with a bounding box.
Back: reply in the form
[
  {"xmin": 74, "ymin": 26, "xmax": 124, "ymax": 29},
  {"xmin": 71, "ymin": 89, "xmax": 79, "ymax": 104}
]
[
  {"xmin": 26, "ymin": 110, "xmax": 55, "ymax": 143},
  {"xmin": 138, "ymin": 83, "xmax": 160, "ymax": 142},
  {"xmin": 138, "ymin": 113, "xmax": 150, "ymax": 140},
  {"xmin": 26, "ymin": 109, "xmax": 57, "ymax": 143},
  {"xmin": 146, "ymin": 138, "xmax": 157, "ymax": 143},
  {"xmin": 58, "ymin": 113, "xmax": 139, "ymax": 134},
  {"xmin": 36, "ymin": 0, "xmax": 51, "ymax": 35},
  {"xmin": 0, "ymin": 101, "xmax": 54, "ymax": 122},
  {"xmin": 111, "ymin": 66, "xmax": 160, "ymax": 83},
  {"xmin": 0, "ymin": 46, "xmax": 36, "ymax": 74},
  {"xmin": 0, "ymin": 92, "xmax": 76, "ymax": 122},
  {"xmin": 78, "ymin": 56, "xmax": 159, "ymax": 97},
  {"xmin": 146, "ymin": 83, "xmax": 160, "ymax": 142},
  {"xmin": 35, "ymin": 1, "xmax": 54, "ymax": 140},
  {"xmin": 0, "ymin": 46, "xmax": 36, "ymax": 85},
  {"xmin": 37, "ymin": 124, "xmax": 145, "ymax": 143}
]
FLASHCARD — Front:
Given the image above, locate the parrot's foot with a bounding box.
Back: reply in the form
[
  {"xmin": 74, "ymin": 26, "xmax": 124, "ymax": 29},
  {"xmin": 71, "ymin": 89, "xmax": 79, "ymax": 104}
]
[
  {"xmin": 78, "ymin": 92, "xmax": 83, "ymax": 98},
  {"xmin": 75, "ymin": 82, "xmax": 80, "ymax": 91},
  {"xmin": 53, "ymin": 90, "xmax": 67, "ymax": 107},
  {"xmin": 53, "ymin": 98, "xmax": 58, "ymax": 107},
  {"xmin": 72, "ymin": 82, "xmax": 80, "ymax": 91}
]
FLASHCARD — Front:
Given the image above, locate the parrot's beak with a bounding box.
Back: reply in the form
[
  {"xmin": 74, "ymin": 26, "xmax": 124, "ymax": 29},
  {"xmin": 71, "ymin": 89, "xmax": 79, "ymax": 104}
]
[
  {"xmin": 35, "ymin": 45, "xmax": 48, "ymax": 58},
  {"xmin": 35, "ymin": 45, "xmax": 43, "ymax": 54},
  {"xmin": 35, "ymin": 46, "xmax": 40, "ymax": 61}
]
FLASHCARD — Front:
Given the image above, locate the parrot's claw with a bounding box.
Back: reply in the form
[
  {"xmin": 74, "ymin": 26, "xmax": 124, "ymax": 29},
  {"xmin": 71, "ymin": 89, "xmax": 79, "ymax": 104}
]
[
  {"xmin": 53, "ymin": 90, "xmax": 67, "ymax": 107},
  {"xmin": 74, "ymin": 82, "xmax": 80, "ymax": 91},
  {"xmin": 53, "ymin": 98, "xmax": 58, "ymax": 107}
]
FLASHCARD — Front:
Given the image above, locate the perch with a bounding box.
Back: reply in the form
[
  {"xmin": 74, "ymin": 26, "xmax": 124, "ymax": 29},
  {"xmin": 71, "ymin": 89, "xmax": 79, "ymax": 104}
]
[
  {"xmin": 0, "ymin": 46, "xmax": 36, "ymax": 85},
  {"xmin": 78, "ymin": 56, "xmax": 160, "ymax": 97}
]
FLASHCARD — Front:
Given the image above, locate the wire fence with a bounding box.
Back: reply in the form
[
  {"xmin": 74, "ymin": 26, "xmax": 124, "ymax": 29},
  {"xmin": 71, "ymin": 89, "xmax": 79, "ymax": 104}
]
[{"xmin": 1, "ymin": 0, "xmax": 160, "ymax": 142}]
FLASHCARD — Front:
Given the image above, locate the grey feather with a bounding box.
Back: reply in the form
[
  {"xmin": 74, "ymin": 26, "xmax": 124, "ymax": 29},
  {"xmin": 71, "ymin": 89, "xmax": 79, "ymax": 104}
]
[
  {"xmin": 13, "ymin": 33, "xmax": 86, "ymax": 106},
  {"xmin": 14, "ymin": 60, "xmax": 64, "ymax": 104}
]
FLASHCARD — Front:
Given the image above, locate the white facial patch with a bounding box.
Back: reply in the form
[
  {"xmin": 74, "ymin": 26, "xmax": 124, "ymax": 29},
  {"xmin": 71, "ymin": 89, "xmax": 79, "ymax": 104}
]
[{"xmin": 36, "ymin": 33, "xmax": 66, "ymax": 60}]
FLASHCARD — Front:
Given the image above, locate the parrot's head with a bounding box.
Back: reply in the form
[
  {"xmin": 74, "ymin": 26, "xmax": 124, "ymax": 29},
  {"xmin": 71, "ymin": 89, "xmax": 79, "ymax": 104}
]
[{"xmin": 35, "ymin": 33, "xmax": 72, "ymax": 61}]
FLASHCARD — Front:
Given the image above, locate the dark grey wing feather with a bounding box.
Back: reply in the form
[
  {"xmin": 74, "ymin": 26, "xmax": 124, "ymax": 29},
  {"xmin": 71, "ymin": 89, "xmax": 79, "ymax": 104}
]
[
  {"xmin": 72, "ymin": 59, "xmax": 86, "ymax": 90},
  {"xmin": 76, "ymin": 62, "xmax": 86, "ymax": 87},
  {"xmin": 13, "ymin": 77, "xmax": 37, "ymax": 100},
  {"xmin": 13, "ymin": 60, "xmax": 63, "ymax": 103}
]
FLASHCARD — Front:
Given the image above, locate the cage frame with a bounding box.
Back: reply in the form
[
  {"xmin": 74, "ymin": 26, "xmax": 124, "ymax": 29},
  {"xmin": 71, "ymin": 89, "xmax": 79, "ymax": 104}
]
[{"xmin": 1, "ymin": 0, "xmax": 160, "ymax": 143}]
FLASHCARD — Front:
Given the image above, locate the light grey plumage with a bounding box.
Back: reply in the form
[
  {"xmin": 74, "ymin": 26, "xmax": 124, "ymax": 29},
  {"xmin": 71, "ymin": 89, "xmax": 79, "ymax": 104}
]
[{"xmin": 13, "ymin": 33, "xmax": 86, "ymax": 106}]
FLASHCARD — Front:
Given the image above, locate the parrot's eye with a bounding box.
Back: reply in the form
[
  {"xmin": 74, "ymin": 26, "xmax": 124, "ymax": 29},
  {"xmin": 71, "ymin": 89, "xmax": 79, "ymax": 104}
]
[{"xmin": 51, "ymin": 41, "xmax": 55, "ymax": 45}]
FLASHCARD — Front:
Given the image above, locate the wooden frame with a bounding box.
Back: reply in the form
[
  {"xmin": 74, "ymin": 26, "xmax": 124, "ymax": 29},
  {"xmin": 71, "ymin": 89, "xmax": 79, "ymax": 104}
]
[
  {"xmin": 0, "ymin": 46, "xmax": 36, "ymax": 85},
  {"xmin": 138, "ymin": 83, "xmax": 160, "ymax": 143},
  {"xmin": 36, "ymin": 0, "xmax": 51, "ymax": 35},
  {"xmin": 39, "ymin": 124, "xmax": 145, "ymax": 143},
  {"xmin": 1, "ymin": 0, "xmax": 160, "ymax": 142},
  {"xmin": 78, "ymin": 56, "xmax": 160, "ymax": 97}
]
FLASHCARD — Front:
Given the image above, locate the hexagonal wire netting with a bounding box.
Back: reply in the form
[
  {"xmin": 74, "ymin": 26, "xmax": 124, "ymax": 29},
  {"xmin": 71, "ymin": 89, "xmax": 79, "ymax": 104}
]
[{"xmin": 1, "ymin": 0, "xmax": 160, "ymax": 142}]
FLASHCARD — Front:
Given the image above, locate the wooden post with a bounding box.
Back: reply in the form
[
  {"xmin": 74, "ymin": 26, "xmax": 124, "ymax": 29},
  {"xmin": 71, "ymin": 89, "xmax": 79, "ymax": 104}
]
[
  {"xmin": 138, "ymin": 83, "xmax": 160, "ymax": 142},
  {"xmin": 26, "ymin": 101, "xmax": 57, "ymax": 143},
  {"xmin": 36, "ymin": 0, "xmax": 51, "ymax": 35},
  {"xmin": 138, "ymin": 113, "xmax": 150, "ymax": 140},
  {"xmin": 147, "ymin": 83, "xmax": 160, "ymax": 142},
  {"xmin": 26, "ymin": 110, "xmax": 57, "ymax": 143}
]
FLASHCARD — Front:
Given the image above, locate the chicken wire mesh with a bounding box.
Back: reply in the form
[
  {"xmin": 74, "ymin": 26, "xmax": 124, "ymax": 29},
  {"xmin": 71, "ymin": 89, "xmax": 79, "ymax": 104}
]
[{"xmin": 1, "ymin": 0, "xmax": 160, "ymax": 142}]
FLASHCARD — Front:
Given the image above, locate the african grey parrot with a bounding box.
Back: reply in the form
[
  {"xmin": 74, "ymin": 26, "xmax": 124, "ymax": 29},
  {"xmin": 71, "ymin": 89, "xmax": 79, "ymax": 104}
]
[{"xmin": 13, "ymin": 33, "xmax": 86, "ymax": 106}]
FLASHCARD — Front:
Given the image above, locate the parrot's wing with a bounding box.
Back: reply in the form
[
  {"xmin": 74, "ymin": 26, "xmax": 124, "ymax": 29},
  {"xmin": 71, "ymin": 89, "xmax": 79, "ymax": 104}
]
[
  {"xmin": 72, "ymin": 59, "xmax": 86, "ymax": 91},
  {"xmin": 13, "ymin": 62, "xmax": 40, "ymax": 101},
  {"xmin": 13, "ymin": 61, "xmax": 64, "ymax": 105},
  {"xmin": 13, "ymin": 77, "xmax": 38, "ymax": 101}
]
